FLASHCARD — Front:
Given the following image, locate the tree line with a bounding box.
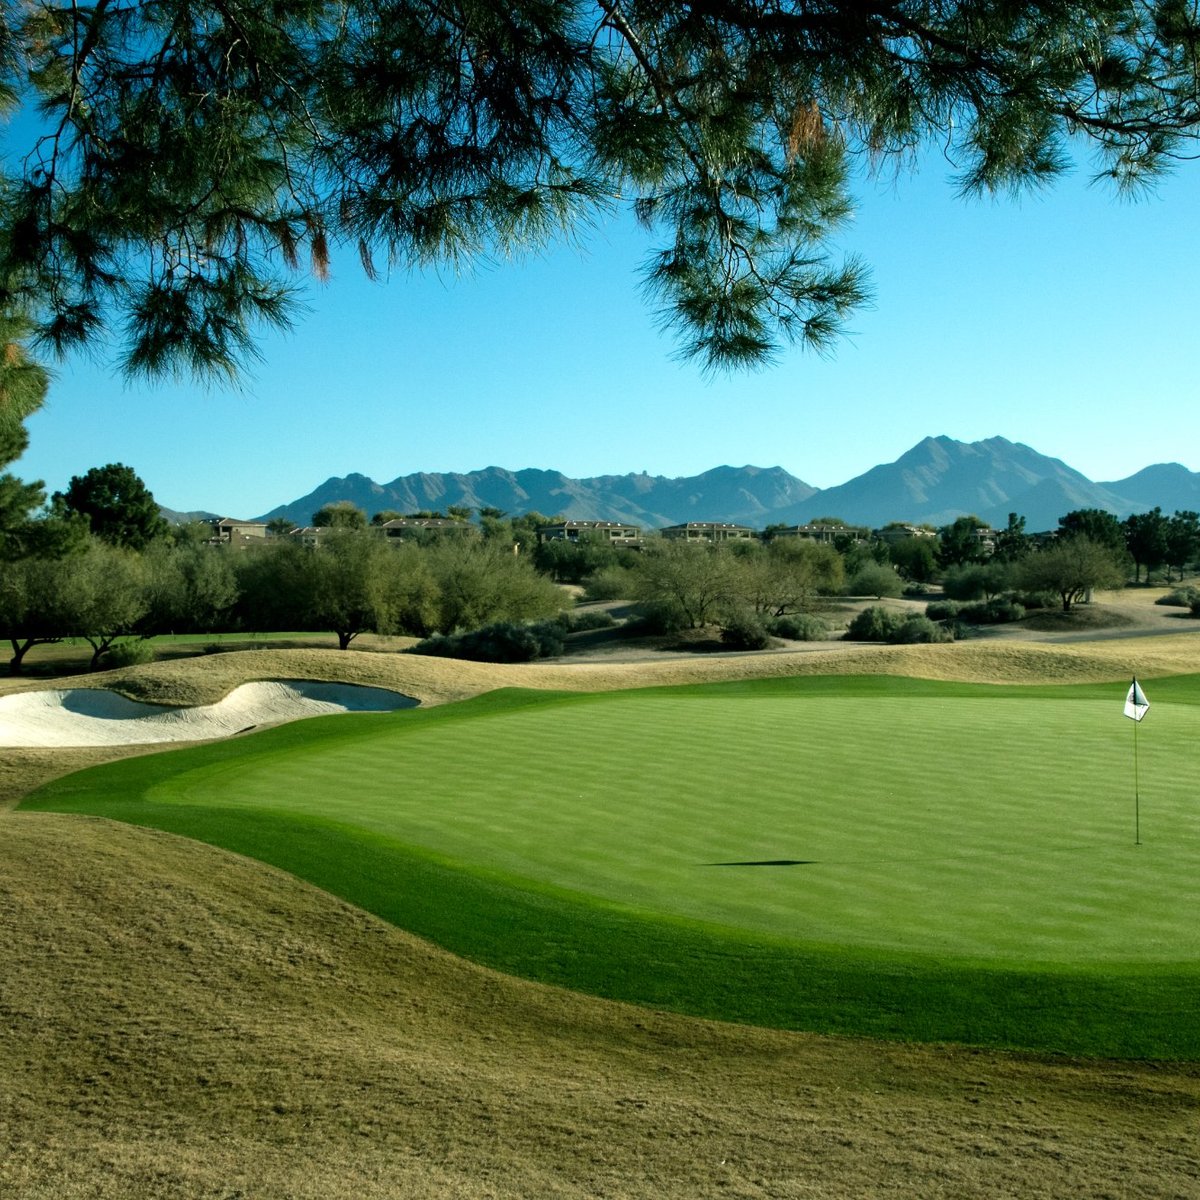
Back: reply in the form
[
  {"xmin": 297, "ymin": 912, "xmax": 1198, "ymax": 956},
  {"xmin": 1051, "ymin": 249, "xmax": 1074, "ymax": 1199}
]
[
  {"xmin": 0, "ymin": 468, "xmax": 569, "ymax": 671},
  {"xmin": 3, "ymin": 463, "xmax": 1198, "ymax": 671}
]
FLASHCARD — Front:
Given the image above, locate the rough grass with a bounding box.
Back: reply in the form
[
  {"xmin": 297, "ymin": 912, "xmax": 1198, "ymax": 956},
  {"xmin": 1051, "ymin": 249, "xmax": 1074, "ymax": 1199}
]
[
  {"xmin": 3, "ymin": 814, "xmax": 1198, "ymax": 1200},
  {"xmin": 6, "ymin": 631, "xmax": 1200, "ymax": 1196}
]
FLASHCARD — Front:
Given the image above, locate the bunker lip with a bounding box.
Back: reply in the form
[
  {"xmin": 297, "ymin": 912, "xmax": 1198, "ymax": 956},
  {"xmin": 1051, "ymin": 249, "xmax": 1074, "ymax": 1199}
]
[{"xmin": 0, "ymin": 679, "xmax": 418, "ymax": 747}]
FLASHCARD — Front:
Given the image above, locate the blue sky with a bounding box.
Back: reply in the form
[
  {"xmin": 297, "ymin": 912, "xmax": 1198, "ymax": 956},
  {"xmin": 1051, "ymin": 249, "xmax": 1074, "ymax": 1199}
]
[{"xmin": 14, "ymin": 149, "xmax": 1200, "ymax": 518}]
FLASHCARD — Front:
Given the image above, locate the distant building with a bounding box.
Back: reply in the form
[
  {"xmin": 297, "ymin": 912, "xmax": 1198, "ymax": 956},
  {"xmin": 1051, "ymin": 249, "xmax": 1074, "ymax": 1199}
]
[
  {"xmin": 378, "ymin": 518, "xmax": 478, "ymax": 540},
  {"xmin": 288, "ymin": 526, "xmax": 324, "ymax": 547},
  {"xmin": 770, "ymin": 523, "xmax": 868, "ymax": 544},
  {"xmin": 540, "ymin": 519, "xmax": 641, "ymax": 545},
  {"xmin": 874, "ymin": 524, "xmax": 938, "ymax": 544},
  {"xmin": 208, "ymin": 517, "xmax": 268, "ymax": 546},
  {"xmin": 659, "ymin": 521, "xmax": 757, "ymax": 543}
]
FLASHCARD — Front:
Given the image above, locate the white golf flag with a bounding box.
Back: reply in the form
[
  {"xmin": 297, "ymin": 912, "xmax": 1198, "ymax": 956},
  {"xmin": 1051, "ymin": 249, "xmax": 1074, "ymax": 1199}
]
[{"xmin": 1124, "ymin": 677, "xmax": 1150, "ymax": 722}]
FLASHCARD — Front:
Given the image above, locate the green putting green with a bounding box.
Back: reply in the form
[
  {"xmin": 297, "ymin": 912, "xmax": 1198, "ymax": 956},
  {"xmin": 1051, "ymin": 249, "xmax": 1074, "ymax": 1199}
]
[{"xmin": 20, "ymin": 674, "xmax": 1200, "ymax": 1057}]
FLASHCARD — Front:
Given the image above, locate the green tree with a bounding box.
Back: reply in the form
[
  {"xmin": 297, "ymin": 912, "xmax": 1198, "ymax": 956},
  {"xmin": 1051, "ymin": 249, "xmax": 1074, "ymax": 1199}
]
[
  {"xmin": 237, "ymin": 532, "xmax": 430, "ymax": 648},
  {"xmin": 3, "ymin": 0, "xmax": 1199, "ymax": 423},
  {"xmin": 139, "ymin": 543, "xmax": 239, "ymax": 636},
  {"xmin": 6, "ymin": 504, "xmax": 91, "ymax": 560},
  {"xmin": 533, "ymin": 534, "xmax": 622, "ymax": 584},
  {"xmin": 308, "ymin": 532, "xmax": 403, "ymax": 648},
  {"xmin": 841, "ymin": 538, "xmax": 890, "ymax": 576},
  {"xmin": 166, "ymin": 519, "xmax": 213, "ymax": 547},
  {"xmin": 1018, "ymin": 537, "xmax": 1127, "ymax": 612},
  {"xmin": 737, "ymin": 538, "xmax": 843, "ymax": 616},
  {"xmin": 1123, "ymin": 507, "xmax": 1169, "ymax": 585},
  {"xmin": 509, "ymin": 512, "xmax": 560, "ymax": 556},
  {"xmin": 312, "ymin": 501, "xmax": 368, "ymax": 530},
  {"xmin": 846, "ymin": 561, "xmax": 903, "ymax": 600},
  {"xmin": 1058, "ymin": 509, "xmax": 1126, "ymax": 554},
  {"xmin": 424, "ymin": 538, "xmax": 563, "ymax": 634},
  {"xmin": 1165, "ymin": 511, "xmax": 1200, "ymax": 582},
  {"xmin": 633, "ymin": 542, "xmax": 739, "ymax": 629},
  {"xmin": 369, "ymin": 510, "xmax": 405, "ymax": 526},
  {"xmin": 0, "ymin": 554, "xmax": 72, "ymax": 671},
  {"xmin": 993, "ymin": 513, "xmax": 1031, "ymax": 562},
  {"xmin": 55, "ymin": 463, "xmax": 168, "ymax": 550},
  {"xmin": 887, "ymin": 536, "xmax": 937, "ymax": 583},
  {"xmin": 942, "ymin": 561, "xmax": 1015, "ymax": 602},
  {"xmin": 38, "ymin": 540, "xmax": 155, "ymax": 670},
  {"xmin": 0, "ymin": 474, "xmax": 50, "ymax": 560},
  {"xmin": 937, "ymin": 516, "xmax": 987, "ymax": 569},
  {"xmin": 0, "ymin": 314, "xmax": 51, "ymax": 540}
]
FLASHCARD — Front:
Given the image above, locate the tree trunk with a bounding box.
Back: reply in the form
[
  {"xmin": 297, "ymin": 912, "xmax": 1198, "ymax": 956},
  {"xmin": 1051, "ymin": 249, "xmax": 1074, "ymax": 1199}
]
[
  {"xmin": 86, "ymin": 636, "xmax": 114, "ymax": 671},
  {"xmin": 9, "ymin": 638, "xmax": 29, "ymax": 673}
]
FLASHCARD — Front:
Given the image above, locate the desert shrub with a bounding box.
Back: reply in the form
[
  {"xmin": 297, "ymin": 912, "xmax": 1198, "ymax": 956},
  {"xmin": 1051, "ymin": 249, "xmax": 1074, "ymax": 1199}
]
[
  {"xmin": 410, "ymin": 632, "xmax": 455, "ymax": 657},
  {"xmin": 846, "ymin": 563, "xmax": 903, "ymax": 599},
  {"xmin": 1012, "ymin": 590, "xmax": 1056, "ymax": 611},
  {"xmin": 767, "ymin": 613, "xmax": 830, "ymax": 640},
  {"xmin": 925, "ymin": 600, "xmax": 961, "ymax": 621},
  {"xmin": 1157, "ymin": 586, "xmax": 1200, "ymax": 607},
  {"xmin": 527, "ymin": 619, "xmax": 568, "ymax": 657},
  {"xmin": 845, "ymin": 606, "xmax": 902, "ymax": 642},
  {"xmin": 104, "ymin": 640, "xmax": 156, "ymax": 667},
  {"xmin": 902, "ymin": 581, "xmax": 930, "ymax": 597},
  {"xmin": 847, "ymin": 606, "xmax": 954, "ymax": 644},
  {"xmin": 890, "ymin": 614, "xmax": 953, "ymax": 644},
  {"xmin": 465, "ymin": 624, "xmax": 542, "ymax": 662},
  {"xmin": 410, "ymin": 620, "xmax": 563, "ymax": 663},
  {"xmin": 1190, "ymin": 597, "xmax": 1200, "ymax": 617},
  {"xmin": 630, "ymin": 600, "xmax": 690, "ymax": 634},
  {"xmin": 563, "ymin": 608, "xmax": 618, "ymax": 632},
  {"xmin": 583, "ymin": 566, "xmax": 637, "ymax": 602},
  {"xmin": 956, "ymin": 598, "xmax": 1026, "ymax": 625},
  {"xmin": 940, "ymin": 564, "xmax": 985, "ymax": 601},
  {"xmin": 719, "ymin": 611, "xmax": 775, "ymax": 650}
]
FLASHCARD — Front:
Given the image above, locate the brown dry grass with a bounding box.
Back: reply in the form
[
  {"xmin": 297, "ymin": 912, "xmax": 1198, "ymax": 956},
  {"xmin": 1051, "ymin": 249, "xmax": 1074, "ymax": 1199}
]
[
  {"xmin": 2, "ymin": 814, "xmax": 1198, "ymax": 1199},
  {"xmin": 4, "ymin": 621, "xmax": 1200, "ymax": 1197}
]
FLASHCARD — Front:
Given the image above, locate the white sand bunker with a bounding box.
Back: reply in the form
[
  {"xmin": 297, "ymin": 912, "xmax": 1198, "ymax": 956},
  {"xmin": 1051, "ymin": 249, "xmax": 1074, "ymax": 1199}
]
[{"xmin": 0, "ymin": 680, "xmax": 418, "ymax": 747}]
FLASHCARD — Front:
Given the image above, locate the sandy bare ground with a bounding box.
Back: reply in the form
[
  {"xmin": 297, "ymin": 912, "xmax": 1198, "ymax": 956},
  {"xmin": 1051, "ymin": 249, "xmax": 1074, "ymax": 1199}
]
[{"xmin": 0, "ymin": 679, "xmax": 416, "ymax": 747}]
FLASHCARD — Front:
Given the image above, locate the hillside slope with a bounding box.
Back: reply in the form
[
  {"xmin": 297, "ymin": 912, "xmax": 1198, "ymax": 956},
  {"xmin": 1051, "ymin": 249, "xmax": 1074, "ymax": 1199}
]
[{"xmin": 2, "ymin": 813, "xmax": 1198, "ymax": 1199}]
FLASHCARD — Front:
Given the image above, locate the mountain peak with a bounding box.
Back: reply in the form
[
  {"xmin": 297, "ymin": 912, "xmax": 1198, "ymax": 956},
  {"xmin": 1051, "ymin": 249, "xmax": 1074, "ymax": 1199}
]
[{"xmin": 249, "ymin": 442, "xmax": 1199, "ymax": 532}]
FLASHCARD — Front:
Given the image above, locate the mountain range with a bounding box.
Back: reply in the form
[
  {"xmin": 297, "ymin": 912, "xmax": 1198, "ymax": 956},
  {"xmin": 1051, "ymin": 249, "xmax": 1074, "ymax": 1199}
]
[{"xmin": 251, "ymin": 436, "xmax": 1200, "ymax": 532}]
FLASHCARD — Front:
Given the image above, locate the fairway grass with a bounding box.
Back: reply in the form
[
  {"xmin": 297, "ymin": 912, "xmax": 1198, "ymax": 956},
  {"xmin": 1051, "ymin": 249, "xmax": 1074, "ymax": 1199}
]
[{"xmin": 20, "ymin": 673, "xmax": 1200, "ymax": 1058}]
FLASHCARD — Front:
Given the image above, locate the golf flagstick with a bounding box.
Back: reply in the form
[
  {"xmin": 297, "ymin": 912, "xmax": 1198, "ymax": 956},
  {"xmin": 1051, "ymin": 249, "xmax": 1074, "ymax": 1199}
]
[
  {"xmin": 1134, "ymin": 715, "xmax": 1140, "ymax": 846},
  {"xmin": 1123, "ymin": 677, "xmax": 1150, "ymax": 845}
]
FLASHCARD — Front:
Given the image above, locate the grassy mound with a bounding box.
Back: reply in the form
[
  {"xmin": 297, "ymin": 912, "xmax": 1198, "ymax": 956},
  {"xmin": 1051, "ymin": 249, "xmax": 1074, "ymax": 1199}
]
[
  {"xmin": 21, "ymin": 673, "xmax": 1200, "ymax": 1058},
  {"xmin": 5, "ymin": 814, "xmax": 1198, "ymax": 1199}
]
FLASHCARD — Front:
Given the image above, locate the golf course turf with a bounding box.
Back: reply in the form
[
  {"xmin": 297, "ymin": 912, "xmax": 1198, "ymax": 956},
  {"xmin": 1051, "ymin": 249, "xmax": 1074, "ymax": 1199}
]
[{"xmin": 20, "ymin": 673, "xmax": 1200, "ymax": 1059}]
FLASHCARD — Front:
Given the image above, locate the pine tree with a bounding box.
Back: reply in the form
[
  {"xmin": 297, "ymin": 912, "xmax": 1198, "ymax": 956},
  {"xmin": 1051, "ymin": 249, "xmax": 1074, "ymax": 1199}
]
[{"xmin": 2, "ymin": 0, "xmax": 1199, "ymax": 400}]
